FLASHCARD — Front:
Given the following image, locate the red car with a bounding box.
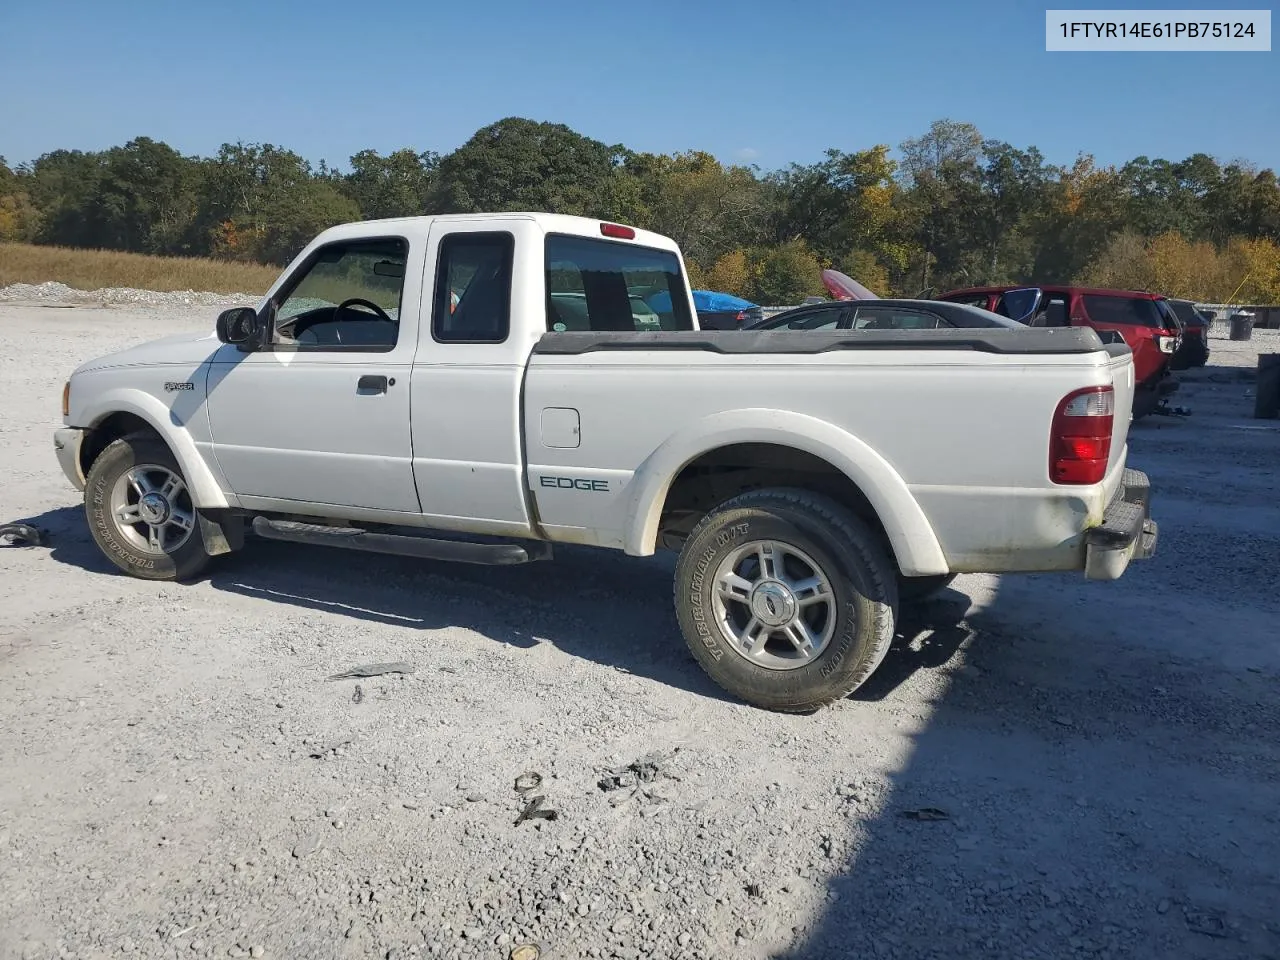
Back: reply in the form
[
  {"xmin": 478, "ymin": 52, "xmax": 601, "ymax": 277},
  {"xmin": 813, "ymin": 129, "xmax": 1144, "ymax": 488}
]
[{"xmin": 937, "ymin": 285, "xmax": 1181, "ymax": 418}]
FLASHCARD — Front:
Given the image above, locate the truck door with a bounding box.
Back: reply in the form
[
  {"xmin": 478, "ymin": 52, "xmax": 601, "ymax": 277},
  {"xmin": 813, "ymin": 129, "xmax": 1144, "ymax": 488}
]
[{"xmin": 205, "ymin": 232, "xmax": 424, "ymax": 513}]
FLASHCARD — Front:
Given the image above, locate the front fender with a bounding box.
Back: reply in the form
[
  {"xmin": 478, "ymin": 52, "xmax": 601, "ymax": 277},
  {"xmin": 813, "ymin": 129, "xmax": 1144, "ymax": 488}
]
[
  {"xmin": 77, "ymin": 388, "xmax": 233, "ymax": 510},
  {"xmin": 622, "ymin": 408, "xmax": 949, "ymax": 577}
]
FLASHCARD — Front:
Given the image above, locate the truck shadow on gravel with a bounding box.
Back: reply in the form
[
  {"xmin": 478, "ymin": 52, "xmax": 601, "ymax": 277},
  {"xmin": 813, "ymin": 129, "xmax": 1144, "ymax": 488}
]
[
  {"xmin": 19, "ymin": 505, "xmax": 971, "ymax": 705},
  {"xmin": 770, "ymin": 576, "xmax": 1280, "ymax": 960}
]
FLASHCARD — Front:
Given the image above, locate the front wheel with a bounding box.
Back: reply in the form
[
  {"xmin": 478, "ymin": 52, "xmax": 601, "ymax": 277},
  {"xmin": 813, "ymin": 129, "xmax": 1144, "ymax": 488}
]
[
  {"xmin": 673, "ymin": 488, "xmax": 898, "ymax": 713},
  {"xmin": 84, "ymin": 436, "xmax": 214, "ymax": 581}
]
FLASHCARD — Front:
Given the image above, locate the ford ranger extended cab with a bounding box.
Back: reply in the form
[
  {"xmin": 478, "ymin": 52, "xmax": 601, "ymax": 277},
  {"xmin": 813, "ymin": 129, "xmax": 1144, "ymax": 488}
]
[{"xmin": 53, "ymin": 213, "xmax": 1158, "ymax": 712}]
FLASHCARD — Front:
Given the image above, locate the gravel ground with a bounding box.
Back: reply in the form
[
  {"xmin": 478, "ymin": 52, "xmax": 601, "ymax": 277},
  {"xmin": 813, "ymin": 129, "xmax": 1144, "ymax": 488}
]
[{"xmin": 1, "ymin": 297, "xmax": 1278, "ymax": 960}]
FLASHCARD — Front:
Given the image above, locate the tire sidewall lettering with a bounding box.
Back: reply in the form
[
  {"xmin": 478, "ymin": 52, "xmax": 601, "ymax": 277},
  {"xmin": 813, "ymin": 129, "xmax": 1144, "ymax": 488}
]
[
  {"xmin": 688, "ymin": 540, "xmax": 729, "ymax": 662},
  {"xmin": 87, "ymin": 444, "xmax": 176, "ymax": 575},
  {"xmin": 819, "ymin": 601, "xmax": 858, "ymax": 678}
]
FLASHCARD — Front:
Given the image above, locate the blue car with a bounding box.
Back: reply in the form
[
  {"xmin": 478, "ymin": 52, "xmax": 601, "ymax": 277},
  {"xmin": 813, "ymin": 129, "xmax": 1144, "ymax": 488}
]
[{"xmin": 647, "ymin": 289, "xmax": 763, "ymax": 330}]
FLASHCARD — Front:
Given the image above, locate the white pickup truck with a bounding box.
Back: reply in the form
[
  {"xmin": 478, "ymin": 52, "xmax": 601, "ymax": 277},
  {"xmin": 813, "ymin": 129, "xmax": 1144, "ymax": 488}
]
[{"xmin": 54, "ymin": 213, "xmax": 1157, "ymax": 712}]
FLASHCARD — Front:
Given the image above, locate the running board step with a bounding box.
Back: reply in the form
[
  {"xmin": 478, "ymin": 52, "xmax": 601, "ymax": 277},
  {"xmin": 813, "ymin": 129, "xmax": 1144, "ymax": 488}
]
[{"xmin": 250, "ymin": 517, "xmax": 552, "ymax": 565}]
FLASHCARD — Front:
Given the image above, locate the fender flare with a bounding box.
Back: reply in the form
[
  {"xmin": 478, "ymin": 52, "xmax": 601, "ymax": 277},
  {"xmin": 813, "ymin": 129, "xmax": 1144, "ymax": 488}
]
[
  {"xmin": 621, "ymin": 408, "xmax": 948, "ymax": 577},
  {"xmin": 80, "ymin": 389, "xmax": 233, "ymax": 510}
]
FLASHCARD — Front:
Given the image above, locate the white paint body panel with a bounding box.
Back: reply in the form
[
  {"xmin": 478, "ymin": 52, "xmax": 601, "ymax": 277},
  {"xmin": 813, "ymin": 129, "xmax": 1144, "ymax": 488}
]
[
  {"xmin": 61, "ymin": 212, "xmax": 1137, "ymax": 579},
  {"xmin": 522, "ymin": 348, "xmax": 1130, "ymax": 574}
]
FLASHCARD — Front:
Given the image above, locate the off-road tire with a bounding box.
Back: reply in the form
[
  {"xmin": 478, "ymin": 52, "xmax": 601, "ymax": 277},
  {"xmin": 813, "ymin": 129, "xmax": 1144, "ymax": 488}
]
[
  {"xmin": 898, "ymin": 572, "xmax": 958, "ymax": 603},
  {"xmin": 84, "ymin": 436, "xmax": 214, "ymax": 581},
  {"xmin": 673, "ymin": 487, "xmax": 898, "ymax": 713}
]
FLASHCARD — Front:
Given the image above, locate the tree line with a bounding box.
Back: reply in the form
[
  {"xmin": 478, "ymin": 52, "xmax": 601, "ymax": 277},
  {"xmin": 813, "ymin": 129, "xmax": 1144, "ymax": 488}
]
[{"xmin": 3, "ymin": 117, "xmax": 1279, "ymax": 303}]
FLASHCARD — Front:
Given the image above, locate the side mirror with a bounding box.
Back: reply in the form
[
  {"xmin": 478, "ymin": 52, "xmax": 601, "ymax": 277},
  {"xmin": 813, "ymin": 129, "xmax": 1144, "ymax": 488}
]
[
  {"xmin": 1002, "ymin": 288, "xmax": 1044, "ymax": 324},
  {"xmin": 216, "ymin": 307, "xmax": 262, "ymax": 348}
]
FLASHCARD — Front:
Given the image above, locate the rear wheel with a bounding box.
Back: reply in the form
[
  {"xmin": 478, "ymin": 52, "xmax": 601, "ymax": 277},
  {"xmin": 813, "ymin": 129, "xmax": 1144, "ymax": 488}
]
[
  {"xmin": 84, "ymin": 436, "xmax": 214, "ymax": 581},
  {"xmin": 673, "ymin": 488, "xmax": 897, "ymax": 713}
]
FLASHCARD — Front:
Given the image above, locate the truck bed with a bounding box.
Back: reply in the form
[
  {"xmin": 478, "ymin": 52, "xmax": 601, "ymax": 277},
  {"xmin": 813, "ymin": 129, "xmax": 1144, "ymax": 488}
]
[{"xmin": 521, "ymin": 328, "xmax": 1135, "ymax": 575}]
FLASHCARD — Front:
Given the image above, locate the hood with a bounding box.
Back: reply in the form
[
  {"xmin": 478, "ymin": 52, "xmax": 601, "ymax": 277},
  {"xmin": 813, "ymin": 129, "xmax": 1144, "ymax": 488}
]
[{"xmin": 73, "ymin": 327, "xmax": 220, "ymax": 376}]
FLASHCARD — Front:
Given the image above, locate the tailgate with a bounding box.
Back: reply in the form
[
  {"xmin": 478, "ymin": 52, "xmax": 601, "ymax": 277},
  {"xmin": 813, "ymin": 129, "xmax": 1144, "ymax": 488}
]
[{"xmin": 1106, "ymin": 342, "xmax": 1136, "ymax": 462}]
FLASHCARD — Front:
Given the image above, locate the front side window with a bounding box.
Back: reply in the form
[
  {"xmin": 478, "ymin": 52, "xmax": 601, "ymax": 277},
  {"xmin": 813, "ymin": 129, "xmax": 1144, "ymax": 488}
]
[
  {"xmin": 850, "ymin": 306, "xmax": 944, "ymax": 330},
  {"xmin": 545, "ymin": 234, "xmax": 694, "ymax": 333},
  {"xmin": 273, "ymin": 238, "xmax": 407, "ymax": 350},
  {"xmin": 432, "ymin": 232, "xmax": 514, "ymax": 343}
]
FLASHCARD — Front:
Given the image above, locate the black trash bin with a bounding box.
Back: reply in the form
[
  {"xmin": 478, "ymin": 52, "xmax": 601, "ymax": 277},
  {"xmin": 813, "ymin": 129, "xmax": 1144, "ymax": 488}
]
[
  {"xmin": 1229, "ymin": 311, "xmax": 1255, "ymax": 341},
  {"xmin": 1256, "ymin": 354, "xmax": 1280, "ymax": 419}
]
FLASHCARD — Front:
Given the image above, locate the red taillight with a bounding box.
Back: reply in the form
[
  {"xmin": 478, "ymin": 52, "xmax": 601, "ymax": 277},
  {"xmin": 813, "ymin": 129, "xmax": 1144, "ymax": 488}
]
[
  {"xmin": 1050, "ymin": 386, "xmax": 1114, "ymax": 485},
  {"xmin": 600, "ymin": 222, "xmax": 636, "ymax": 240}
]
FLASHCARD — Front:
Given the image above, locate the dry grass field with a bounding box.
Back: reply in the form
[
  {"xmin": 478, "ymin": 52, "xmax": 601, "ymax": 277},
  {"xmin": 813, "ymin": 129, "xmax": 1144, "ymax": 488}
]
[{"xmin": 0, "ymin": 242, "xmax": 279, "ymax": 294}]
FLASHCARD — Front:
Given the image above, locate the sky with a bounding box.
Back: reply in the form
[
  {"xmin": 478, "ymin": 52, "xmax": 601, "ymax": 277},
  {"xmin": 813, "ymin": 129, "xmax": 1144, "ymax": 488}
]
[{"xmin": 1, "ymin": 0, "xmax": 1277, "ymax": 175}]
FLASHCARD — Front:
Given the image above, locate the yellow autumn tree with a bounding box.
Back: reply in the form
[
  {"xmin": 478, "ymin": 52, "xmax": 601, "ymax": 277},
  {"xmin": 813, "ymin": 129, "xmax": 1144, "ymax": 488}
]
[
  {"xmin": 1081, "ymin": 231, "xmax": 1280, "ymax": 302},
  {"xmin": 703, "ymin": 248, "xmax": 751, "ymax": 296},
  {"xmin": 0, "ymin": 193, "xmax": 41, "ymax": 242},
  {"xmin": 1224, "ymin": 237, "xmax": 1280, "ymax": 302}
]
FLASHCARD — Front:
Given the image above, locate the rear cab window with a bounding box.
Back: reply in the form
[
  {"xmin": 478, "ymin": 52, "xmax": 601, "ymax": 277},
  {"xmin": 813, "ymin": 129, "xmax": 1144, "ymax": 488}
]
[
  {"xmin": 545, "ymin": 234, "xmax": 695, "ymax": 332},
  {"xmin": 1082, "ymin": 295, "xmax": 1164, "ymax": 328},
  {"xmin": 431, "ymin": 232, "xmax": 514, "ymax": 344}
]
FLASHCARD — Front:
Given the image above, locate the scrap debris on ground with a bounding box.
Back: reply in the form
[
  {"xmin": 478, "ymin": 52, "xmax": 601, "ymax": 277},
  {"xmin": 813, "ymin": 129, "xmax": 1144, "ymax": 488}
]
[
  {"xmin": 0, "ymin": 522, "xmax": 45, "ymax": 547},
  {"xmin": 326, "ymin": 661, "xmax": 416, "ymax": 681},
  {"xmin": 596, "ymin": 749, "xmax": 681, "ymax": 793}
]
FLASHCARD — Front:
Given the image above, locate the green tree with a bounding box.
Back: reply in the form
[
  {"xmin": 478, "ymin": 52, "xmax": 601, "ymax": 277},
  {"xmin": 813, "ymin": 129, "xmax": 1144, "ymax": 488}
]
[
  {"xmin": 24, "ymin": 149, "xmax": 106, "ymax": 247},
  {"xmin": 972, "ymin": 141, "xmax": 1057, "ymax": 283},
  {"xmin": 767, "ymin": 146, "xmax": 899, "ymax": 266},
  {"xmin": 429, "ymin": 117, "xmax": 623, "ymax": 217},
  {"xmin": 618, "ymin": 150, "xmax": 771, "ymax": 270},
  {"xmin": 92, "ymin": 137, "xmax": 199, "ymax": 254},
  {"xmin": 744, "ymin": 240, "xmax": 825, "ymax": 304},
  {"xmin": 1204, "ymin": 163, "xmax": 1280, "ymax": 243},
  {"xmin": 1031, "ymin": 155, "xmax": 1128, "ymax": 283},
  {"xmin": 192, "ymin": 142, "xmax": 359, "ymax": 264},
  {"xmin": 896, "ymin": 119, "xmax": 985, "ymax": 290},
  {"xmin": 343, "ymin": 148, "xmax": 439, "ymax": 220}
]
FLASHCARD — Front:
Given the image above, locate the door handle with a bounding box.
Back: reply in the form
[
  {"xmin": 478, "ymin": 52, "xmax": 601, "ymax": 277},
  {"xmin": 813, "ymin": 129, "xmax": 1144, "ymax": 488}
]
[{"xmin": 357, "ymin": 374, "xmax": 388, "ymax": 394}]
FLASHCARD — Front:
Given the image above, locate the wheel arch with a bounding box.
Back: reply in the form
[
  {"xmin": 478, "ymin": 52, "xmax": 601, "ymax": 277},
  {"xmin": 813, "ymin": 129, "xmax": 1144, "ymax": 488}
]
[
  {"xmin": 77, "ymin": 391, "xmax": 232, "ymax": 510},
  {"xmin": 622, "ymin": 409, "xmax": 948, "ymax": 577}
]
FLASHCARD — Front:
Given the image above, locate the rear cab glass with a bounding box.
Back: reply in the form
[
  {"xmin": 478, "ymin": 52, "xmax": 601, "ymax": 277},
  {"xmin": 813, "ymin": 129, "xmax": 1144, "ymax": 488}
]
[
  {"xmin": 1082, "ymin": 295, "xmax": 1164, "ymax": 328},
  {"xmin": 545, "ymin": 234, "xmax": 695, "ymax": 332}
]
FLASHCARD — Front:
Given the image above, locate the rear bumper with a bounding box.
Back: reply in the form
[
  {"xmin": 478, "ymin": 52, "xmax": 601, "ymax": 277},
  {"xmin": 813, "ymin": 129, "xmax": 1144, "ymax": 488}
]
[
  {"xmin": 1084, "ymin": 468, "xmax": 1157, "ymax": 580},
  {"xmin": 54, "ymin": 427, "xmax": 86, "ymax": 491}
]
